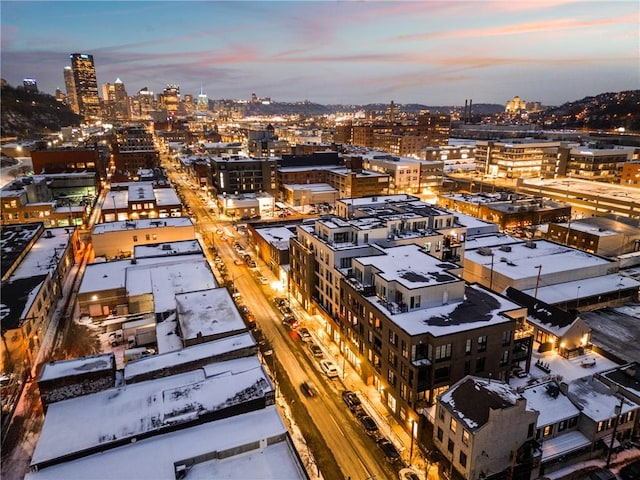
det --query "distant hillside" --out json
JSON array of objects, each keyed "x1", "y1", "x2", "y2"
[
  {"x1": 540, "y1": 90, "x2": 640, "y2": 132},
  {"x1": 0, "y1": 81, "x2": 82, "y2": 138},
  {"x1": 214, "y1": 99, "x2": 504, "y2": 117}
]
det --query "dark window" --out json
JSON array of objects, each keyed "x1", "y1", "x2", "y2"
[
  {"x1": 459, "y1": 451, "x2": 467, "y2": 467},
  {"x1": 475, "y1": 357, "x2": 485, "y2": 373},
  {"x1": 447, "y1": 439, "x2": 454, "y2": 453},
  {"x1": 437, "y1": 427, "x2": 443, "y2": 441},
  {"x1": 478, "y1": 335, "x2": 488, "y2": 352}
]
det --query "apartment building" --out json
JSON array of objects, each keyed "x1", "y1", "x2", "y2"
[
  {"x1": 434, "y1": 376, "x2": 539, "y2": 480},
  {"x1": 1, "y1": 173, "x2": 95, "y2": 228},
  {"x1": 210, "y1": 156, "x2": 278, "y2": 196},
  {"x1": 111, "y1": 125, "x2": 160, "y2": 181},
  {"x1": 1, "y1": 224, "x2": 75, "y2": 383},
  {"x1": 356, "y1": 152, "x2": 444, "y2": 194},
  {"x1": 290, "y1": 195, "x2": 466, "y2": 314},
  {"x1": 99, "y1": 182, "x2": 182, "y2": 222}
]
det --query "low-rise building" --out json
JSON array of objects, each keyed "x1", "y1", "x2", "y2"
[
  {"x1": 99, "y1": 182, "x2": 182, "y2": 222},
  {"x1": 1, "y1": 225, "x2": 75, "y2": 382},
  {"x1": 91, "y1": 218, "x2": 196, "y2": 259},
  {"x1": 438, "y1": 192, "x2": 571, "y2": 231},
  {"x1": 434, "y1": 376, "x2": 539, "y2": 480}
]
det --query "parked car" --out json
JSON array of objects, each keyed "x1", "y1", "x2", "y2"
[
  {"x1": 320, "y1": 359, "x2": 339, "y2": 378},
  {"x1": 298, "y1": 327, "x2": 312, "y2": 342},
  {"x1": 308, "y1": 342, "x2": 323, "y2": 358},
  {"x1": 301, "y1": 381, "x2": 318, "y2": 397},
  {"x1": 233, "y1": 258, "x2": 244, "y2": 266},
  {"x1": 280, "y1": 305, "x2": 293, "y2": 316},
  {"x1": 247, "y1": 259, "x2": 257, "y2": 268},
  {"x1": 358, "y1": 415, "x2": 379, "y2": 436},
  {"x1": 377, "y1": 438, "x2": 400, "y2": 463},
  {"x1": 282, "y1": 315, "x2": 299, "y2": 330},
  {"x1": 342, "y1": 390, "x2": 362, "y2": 411},
  {"x1": 398, "y1": 468, "x2": 421, "y2": 480},
  {"x1": 257, "y1": 275, "x2": 268, "y2": 285},
  {"x1": 273, "y1": 297, "x2": 289, "y2": 308},
  {"x1": 620, "y1": 461, "x2": 640, "y2": 480}
]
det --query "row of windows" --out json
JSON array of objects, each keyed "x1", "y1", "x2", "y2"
[
  {"x1": 596, "y1": 410, "x2": 635, "y2": 432},
  {"x1": 132, "y1": 233, "x2": 158, "y2": 242}
]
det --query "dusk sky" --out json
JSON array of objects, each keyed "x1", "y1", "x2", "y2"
[{"x1": 1, "y1": 1, "x2": 638, "y2": 106}]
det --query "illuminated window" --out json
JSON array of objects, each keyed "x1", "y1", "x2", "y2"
[{"x1": 450, "y1": 418, "x2": 457, "y2": 433}]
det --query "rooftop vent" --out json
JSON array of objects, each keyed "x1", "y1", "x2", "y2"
[
  {"x1": 499, "y1": 245, "x2": 512, "y2": 252},
  {"x1": 477, "y1": 247, "x2": 493, "y2": 256},
  {"x1": 161, "y1": 244, "x2": 172, "y2": 250},
  {"x1": 524, "y1": 241, "x2": 537, "y2": 249}
]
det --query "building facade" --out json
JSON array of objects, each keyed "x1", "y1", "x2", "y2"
[{"x1": 69, "y1": 53, "x2": 101, "y2": 121}]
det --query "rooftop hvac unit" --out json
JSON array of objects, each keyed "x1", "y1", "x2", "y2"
[
  {"x1": 499, "y1": 245, "x2": 512, "y2": 252},
  {"x1": 525, "y1": 241, "x2": 536, "y2": 249},
  {"x1": 477, "y1": 247, "x2": 493, "y2": 256}
]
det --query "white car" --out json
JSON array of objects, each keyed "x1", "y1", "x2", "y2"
[{"x1": 320, "y1": 359, "x2": 339, "y2": 378}]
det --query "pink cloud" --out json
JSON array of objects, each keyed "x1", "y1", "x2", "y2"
[{"x1": 391, "y1": 14, "x2": 633, "y2": 42}]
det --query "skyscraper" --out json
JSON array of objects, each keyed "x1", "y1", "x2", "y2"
[
  {"x1": 69, "y1": 53, "x2": 101, "y2": 121},
  {"x1": 102, "y1": 78, "x2": 130, "y2": 120},
  {"x1": 196, "y1": 85, "x2": 208, "y2": 112},
  {"x1": 22, "y1": 78, "x2": 38, "y2": 93},
  {"x1": 63, "y1": 66, "x2": 78, "y2": 114}
]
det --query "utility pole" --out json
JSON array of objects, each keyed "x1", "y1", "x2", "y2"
[
  {"x1": 606, "y1": 396, "x2": 624, "y2": 468},
  {"x1": 534, "y1": 265, "x2": 542, "y2": 299}
]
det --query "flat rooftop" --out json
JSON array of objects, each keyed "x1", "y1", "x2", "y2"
[
  {"x1": 125, "y1": 259, "x2": 218, "y2": 313},
  {"x1": 92, "y1": 217, "x2": 193, "y2": 235},
  {"x1": 465, "y1": 240, "x2": 612, "y2": 280},
  {"x1": 253, "y1": 226, "x2": 296, "y2": 250},
  {"x1": 27, "y1": 406, "x2": 299, "y2": 480},
  {"x1": 176, "y1": 288, "x2": 247, "y2": 340},
  {"x1": 31, "y1": 356, "x2": 273, "y2": 467},
  {"x1": 366, "y1": 283, "x2": 522, "y2": 337},
  {"x1": 39, "y1": 354, "x2": 114, "y2": 382}
]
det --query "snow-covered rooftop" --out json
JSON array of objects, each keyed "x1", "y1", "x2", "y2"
[
  {"x1": 124, "y1": 333, "x2": 256, "y2": 382},
  {"x1": 8, "y1": 227, "x2": 71, "y2": 281},
  {"x1": 540, "y1": 430, "x2": 591, "y2": 462},
  {"x1": 254, "y1": 226, "x2": 296, "y2": 251},
  {"x1": 128, "y1": 183, "x2": 154, "y2": 201},
  {"x1": 356, "y1": 244, "x2": 458, "y2": 288},
  {"x1": 566, "y1": 375, "x2": 638, "y2": 422},
  {"x1": 39, "y1": 354, "x2": 115, "y2": 382},
  {"x1": 176, "y1": 288, "x2": 247, "y2": 341},
  {"x1": 365, "y1": 284, "x2": 521, "y2": 337},
  {"x1": 283, "y1": 182, "x2": 338, "y2": 193},
  {"x1": 92, "y1": 217, "x2": 193, "y2": 235},
  {"x1": 31, "y1": 356, "x2": 273, "y2": 466},
  {"x1": 440, "y1": 376, "x2": 524, "y2": 431},
  {"x1": 521, "y1": 273, "x2": 640, "y2": 305},
  {"x1": 125, "y1": 259, "x2": 217, "y2": 313},
  {"x1": 133, "y1": 239, "x2": 202, "y2": 260},
  {"x1": 153, "y1": 187, "x2": 180, "y2": 206},
  {"x1": 27, "y1": 406, "x2": 298, "y2": 480},
  {"x1": 520, "y1": 382, "x2": 580, "y2": 427},
  {"x1": 464, "y1": 240, "x2": 612, "y2": 281},
  {"x1": 79, "y1": 255, "x2": 204, "y2": 294}
]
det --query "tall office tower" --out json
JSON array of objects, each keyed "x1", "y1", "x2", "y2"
[
  {"x1": 102, "y1": 78, "x2": 130, "y2": 120},
  {"x1": 63, "y1": 66, "x2": 79, "y2": 114},
  {"x1": 161, "y1": 84, "x2": 180, "y2": 115},
  {"x1": 69, "y1": 53, "x2": 102, "y2": 121},
  {"x1": 196, "y1": 86, "x2": 208, "y2": 112},
  {"x1": 135, "y1": 87, "x2": 156, "y2": 118},
  {"x1": 22, "y1": 78, "x2": 38, "y2": 93}
]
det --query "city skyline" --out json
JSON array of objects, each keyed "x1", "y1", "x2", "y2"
[{"x1": 1, "y1": 1, "x2": 638, "y2": 106}]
